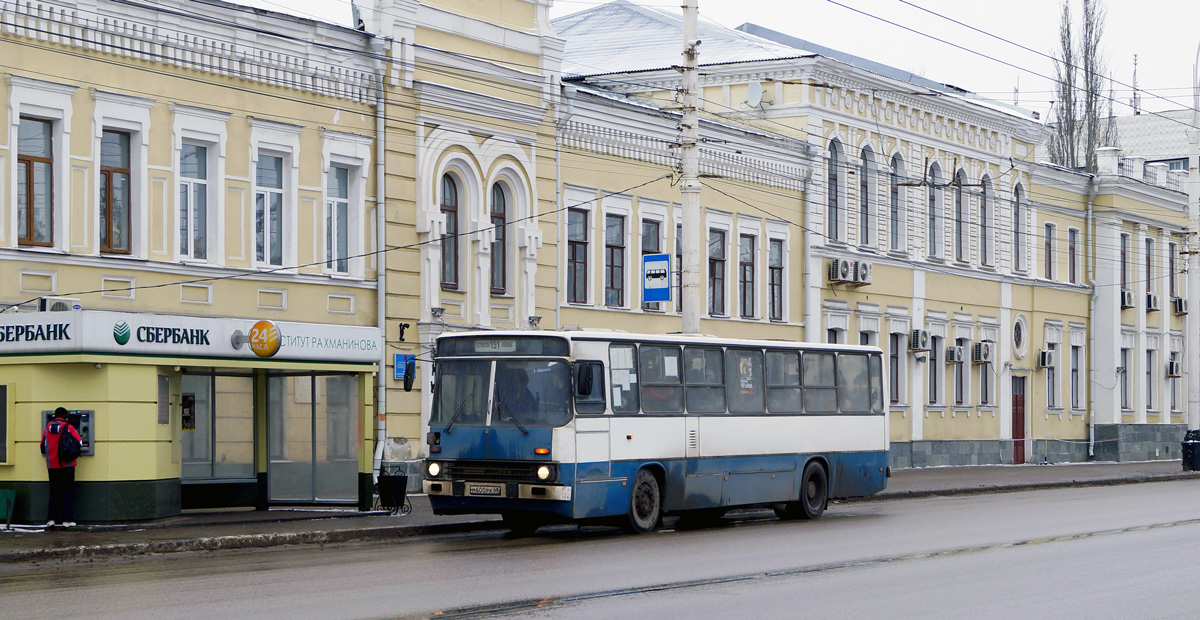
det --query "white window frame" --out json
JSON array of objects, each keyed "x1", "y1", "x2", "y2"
[
  {"x1": 979, "y1": 176, "x2": 993, "y2": 266},
  {"x1": 564, "y1": 185, "x2": 597, "y2": 305},
  {"x1": 737, "y1": 217, "x2": 762, "y2": 320},
  {"x1": 766, "y1": 220, "x2": 789, "y2": 322},
  {"x1": 1012, "y1": 184, "x2": 1027, "y2": 273},
  {"x1": 602, "y1": 194, "x2": 633, "y2": 309},
  {"x1": 927, "y1": 162, "x2": 943, "y2": 260},
  {"x1": 858, "y1": 146, "x2": 876, "y2": 249},
  {"x1": 321, "y1": 129, "x2": 372, "y2": 278},
  {"x1": 249, "y1": 119, "x2": 301, "y2": 271},
  {"x1": 706, "y1": 212, "x2": 733, "y2": 317},
  {"x1": 172, "y1": 104, "x2": 229, "y2": 265},
  {"x1": 889, "y1": 153, "x2": 907, "y2": 253},
  {"x1": 6, "y1": 76, "x2": 77, "y2": 252},
  {"x1": 92, "y1": 90, "x2": 152, "y2": 259}
]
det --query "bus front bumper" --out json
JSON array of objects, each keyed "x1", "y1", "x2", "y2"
[{"x1": 423, "y1": 479, "x2": 573, "y2": 501}]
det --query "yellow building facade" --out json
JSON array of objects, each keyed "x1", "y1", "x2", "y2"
[{"x1": 0, "y1": 0, "x2": 386, "y2": 521}]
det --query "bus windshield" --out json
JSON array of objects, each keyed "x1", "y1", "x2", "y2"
[{"x1": 432, "y1": 359, "x2": 572, "y2": 428}]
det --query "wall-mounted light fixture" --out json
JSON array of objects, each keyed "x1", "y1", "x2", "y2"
[
  {"x1": 430, "y1": 307, "x2": 445, "y2": 320},
  {"x1": 398, "y1": 322, "x2": 411, "y2": 342},
  {"x1": 528, "y1": 315, "x2": 542, "y2": 329}
]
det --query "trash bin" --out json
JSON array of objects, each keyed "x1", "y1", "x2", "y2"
[
  {"x1": 377, "y1": 462, "x2": 410, "y2": 515},
  {"x1": 1182, "y1": 430, "x2": 1200, "y2": 471}
]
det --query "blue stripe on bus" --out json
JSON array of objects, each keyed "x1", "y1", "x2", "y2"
[{"x1": 428, "y1": 451, "x2": 888, "y2": 521}]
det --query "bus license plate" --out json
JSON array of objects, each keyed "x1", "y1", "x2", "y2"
[{"x1": 468, "y1": 483, "x2": 503, "y2": 496}]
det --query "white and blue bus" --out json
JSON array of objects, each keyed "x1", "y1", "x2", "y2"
[{"x1": 423, "y1": 330, "x2": 888, "y2": 534}]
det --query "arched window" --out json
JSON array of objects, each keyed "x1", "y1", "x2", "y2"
[
  {"x1": 859, "y1": 146, "x2": 874, "y2": 246},
  {"x1": 490, "y1": 183, "x2": 507, "y2": 295},
  {"x1": 440, "y1": 174, "x2": 459, "y2": 289},
  {"x1": 1013, "y1": 185, "x2": 1026, "y2": 272},
  {"x1": 927, "y1": 162, "x2": 942, "y2": 258},
  {"x1": 827, "y1": 140, "x2": 842, "y2": 242},
  {"x1": 954, "y1": 169, "x2": 968, "y2": 262},
  {"x1": 890, "y1": 153, "x2": 906, "y2": 252},
  {"x1": 980, "y1": 176, "x2": 993, "y2": 266}
]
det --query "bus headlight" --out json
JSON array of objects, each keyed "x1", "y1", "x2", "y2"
[
  {"x1": 536, "y1": 465, "x2": 551, "y2": 481},
  {"x1": 427, "y1": 461, "x2": 441, "y2": 478}
]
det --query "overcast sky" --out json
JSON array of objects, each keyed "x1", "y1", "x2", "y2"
[{"x1": 242, "y1": 0, "x2": 1200, "y2": 118}]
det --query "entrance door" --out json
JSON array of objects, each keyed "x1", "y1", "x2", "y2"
[
  {"x1": 181, "y1": 374, "x2": 255, "y2": 481},
  {"x1": 1011, "y1": 377, "x2": 1026, "y2": 465},
  {"x1": 267, "y1": 374, "x2": 360, "y2": 502}
]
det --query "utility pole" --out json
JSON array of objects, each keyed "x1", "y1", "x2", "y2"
[
  {"x1": 1187, "y1": 42, "x2": 1200, "y2": 431},
  {"x1": 680, "y1": 0, "x2": 702, "y2": 334}
]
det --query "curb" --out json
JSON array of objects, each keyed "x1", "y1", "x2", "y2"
[
  {"x1": 1, "y1": 519, "x2": 503, "y2": 565},
  {"x1": 5, "y1": 473, "x2": 1197, "y2": 564}
]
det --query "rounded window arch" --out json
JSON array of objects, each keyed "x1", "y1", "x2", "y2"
[
  {"x1": 827, "y1": 139, "x2": 843, "y2": 242},
  {"x1": 1013, "y1": 183, "x2": 1027, "y2": 272},
  {"x1": 889, "y1": 153, "x2": 906, "y2": 252},
  {"x1": 927, "y1": 162, "x2": 942, "y2": 258},
  {"x1": 859, "y1": 145, "x2": 876, "y2": 246},
  {"x1": 953, "y1": 169, "x2": 969, "y2": 262},
  {"x1": 440, "y1": 172, "x2": 461, "y2": 289},
  {"x1": 980, "y1": 175, "x2": 993, "y2": 266},
  {"x1": 489, "y1": 181, "x2": 509, "y2": 295}
]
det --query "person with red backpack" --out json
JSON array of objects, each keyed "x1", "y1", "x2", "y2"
[{"x1": 40, "y1": 407, "x2": 82, "y2": 528}]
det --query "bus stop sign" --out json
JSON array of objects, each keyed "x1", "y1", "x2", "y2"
[{"x1": 643, "y1": 253, "x2": 670, "y2": 302}]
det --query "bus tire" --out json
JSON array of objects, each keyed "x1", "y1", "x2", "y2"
[
  {"x1": 774, "y1": 461, "x2": 827, "y2": 521},
  {"x1": 624, "y1": 469, "x2": 662, "y2": 534}
]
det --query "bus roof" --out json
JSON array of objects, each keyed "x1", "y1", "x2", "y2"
[{"x1": 434, "y1": 329, "x2": 883, "y2": 354}]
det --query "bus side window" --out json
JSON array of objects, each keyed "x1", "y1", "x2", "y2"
[
  {"x1": 766, "y1": 351, "x2": 801, "y2": 413},
  {"x1": 608, "y1": 343, "x2": 639, "y2": 414},
  {"x1": 685, "y1": 347, "x2": 725, "y2": 413},
  {"x1": 837, "y1": 353, "x2": 871, "y2": 413},
  {"x1": 575, "y1": 361, "x2": 607, "y2": 414},
  {"x1": 869, "y1": 354, "x2": 885, "y2": 413},
  {"x1": 726, "y1": 349, "x2": 764, "y2": 413},
  {"x1": 802, "y1": 351, "x2": 837, "y2": 413},
  {"x1": 640, "y1": 345, "x2": 683, "y2": 413}
]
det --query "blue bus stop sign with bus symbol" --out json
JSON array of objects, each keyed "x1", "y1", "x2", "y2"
[{"x1": 643, "y1": 253, "x2": 670, "y2": 302}]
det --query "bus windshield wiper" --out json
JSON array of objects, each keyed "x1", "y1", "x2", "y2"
[
  {"x1": 444, "y1": 388, "x2": 474, "y2": 434},
  {"x1": 495, "y1": 400, "x2": 529, "y2": 434}
]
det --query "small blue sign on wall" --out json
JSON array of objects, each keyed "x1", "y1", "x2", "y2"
[
  {"x1": 394, "y1": 354, "x2": 416, "y2": 381},
  {"x1": 643, "y1": 253, "x2": 671, "y2": 303}
]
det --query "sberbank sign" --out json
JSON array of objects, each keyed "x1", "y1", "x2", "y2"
[
  {"x1": 0, "y1": 323, "x2": 70, "y2": 342},
  {"x1": 113, "y1": 321, "x2": 211, "y2": 346}
]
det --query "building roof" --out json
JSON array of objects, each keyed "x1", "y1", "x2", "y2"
[
  {"x1": 551, "y1": 0, "x2": 811, "y2": 77},
  {"x1": 1112, "y1": 110, "x2": 1195, "y2": 161}
]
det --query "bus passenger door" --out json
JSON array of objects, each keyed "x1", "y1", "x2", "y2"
[{"x1": 574, "y1": 416, "x2": 613, "y2": 518}]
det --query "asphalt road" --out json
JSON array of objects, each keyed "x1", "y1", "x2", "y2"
[{"x1": 3, "y1": 479, "x2": 1199, "y2": 619}]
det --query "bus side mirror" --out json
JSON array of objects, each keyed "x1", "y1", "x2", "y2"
[
  {"x1": 403, "y1": 360, "x2": 417, "y2": 392},
  {"x1": 576, "y1": 364, "x2": 594, "y2": 397}
]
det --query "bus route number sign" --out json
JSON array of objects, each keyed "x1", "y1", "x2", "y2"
[{"x1": 643, "y1": 253, "x2": 670, "y2": 303}]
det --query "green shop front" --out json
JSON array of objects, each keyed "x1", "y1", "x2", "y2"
[{"x1": 0, "y1": 310, "x2": 381, "y2": 523}]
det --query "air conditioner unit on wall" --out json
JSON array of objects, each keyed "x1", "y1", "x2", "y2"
[
  {"x1": 1173, "y1": 297, "x2": 1188, "y2": 315},
  {"x1": 946, "y1": 345, "x2": 966, "y2": 364},
  {"x1": 909, "y1": 329, "x2": 931, "y2": 352},
  {"x1": 972, "y1": 341, "x2": 994, "y2": 364},
  {"x1": 39, "y1": 296, "x2": 81, "y2": 312},
  {"x1": 1167, "y1": 360, "x2": 1183, "y2": 378},
  {"x1": 1120, "y1": 289, "x2": 1136, "y2": 309},
  {"x1": 1146, "y1": 293, "x2": 1161, "y2": 312},
  {"x1": 852, "y1": 261, "x2": 873, "y2": 285},
  {"x1": 1036, "y1": 349, "x2": 1055, "y2": 369},
  {"x1": 828, "y1": 258, "x2": 856, "y2": 283}
]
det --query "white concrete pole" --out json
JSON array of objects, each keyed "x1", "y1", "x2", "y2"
[
  {"x1": 680, "y1": 0, "x2": 703, "y2": 334},
  {"x1": 1187, "y1": 44, "x2": 1200, "y2": 431}
]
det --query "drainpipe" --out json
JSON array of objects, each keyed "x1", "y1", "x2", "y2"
[
  {"x1": 555, "y1": 84, "x2": 575, "y2": 330},
  {"x1": 370, "y1": 36, "x2": 389, "y2": 483},
  {"x1": 1085, "y1": 175, "x2": 1099, "y2": 457},
  {"x1": 802, "y1": 169, "x2": 817, "y2": 343}
]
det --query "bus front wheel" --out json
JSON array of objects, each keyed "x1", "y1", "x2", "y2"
[
  {"x1": 775, "y1": 461, "x2": 827, "y2": 520},
  {"x1": 624, "y1": 469, "x2": 662, "y2": 534}
]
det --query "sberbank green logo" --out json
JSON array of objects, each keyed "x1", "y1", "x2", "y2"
[{"x1": 113, "y1": 322, "x2": 131, "y2": 345}]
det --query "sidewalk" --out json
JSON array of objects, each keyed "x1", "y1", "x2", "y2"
[{"x1": 3, "y1": 460, "x2": 1197, "y2": 564}]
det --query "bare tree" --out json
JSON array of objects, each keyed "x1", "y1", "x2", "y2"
[{"x1": 1048, "y1": 0, "x2": 1116, "y2": 172}]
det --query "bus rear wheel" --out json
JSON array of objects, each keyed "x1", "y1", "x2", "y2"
[
  {"x1": 624, "y1": 469, "x2": 662, "y2": 534},
  {"x1": 774, "y1": 461, "x2": 827, "y2": 520}
]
